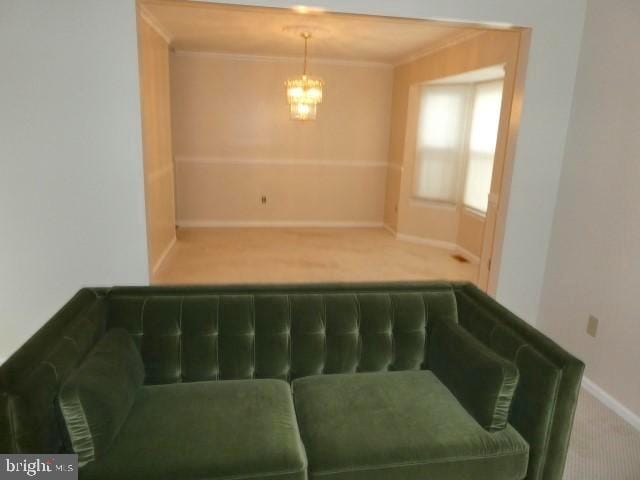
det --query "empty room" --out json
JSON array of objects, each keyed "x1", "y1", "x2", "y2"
[
  {"x1": 138, "y1": 1, "x2": 524, "y2": 290},
  {"x1": 1, "y1": 1, "x2": 639, "y2": 480}
]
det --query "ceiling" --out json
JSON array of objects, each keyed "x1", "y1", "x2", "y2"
[{"x1": 140, "y1": 0, "x2": 481, "y2": 65}]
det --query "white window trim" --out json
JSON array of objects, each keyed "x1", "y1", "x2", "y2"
[
  {"x1": 412, "y1": 76, "x2": 504, "y2": 215},
  {"x1": 409, "y1": 196, "x2": 458, "y2": 211}
]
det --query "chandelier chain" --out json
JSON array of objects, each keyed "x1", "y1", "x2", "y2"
[{"x1": 302, "y1": 32, "x2": 310, "y2": 75}]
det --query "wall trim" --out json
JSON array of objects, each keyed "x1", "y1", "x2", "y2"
[
  {"x1": 139, "y1": 6, "x2": 173, "y2": 45},
  {"x1": 394, "y1": 30, "x2": 486, "y2": 66},
  {"x1": 408, "y1": 197, "x2": 458, "y2": 212},
  {"x1": 175, "y1": 156, "x2": 389, "y2": 168},
  {"x1": 455, "y1": 245, "x2": 480, "y2": 264},
  {"x1": 151, "y1": 235, "x2": 177, "y2": 275},
  {"x1": 395, "y1": 232, "x2": 457, "y2": 251},
  {"x1": 177, "y1": 220, "x2": 384, "y2": 229},
  {"x1": 173, "y1": 49, "x2": 393, "y2": 69},
  {"x1": 388, "y1": 229, "x2": 480, "y2": 263},
  {"x1": 582, "y1": 376, "x2": 640, "y2": 432}
]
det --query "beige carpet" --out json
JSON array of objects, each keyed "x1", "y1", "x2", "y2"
[
  {"x1": 564, "y1": 389, "x2": 640, "y2": 479},
  {"x1": 153, "y1": 227, "x2": 478, "y2": 285}
]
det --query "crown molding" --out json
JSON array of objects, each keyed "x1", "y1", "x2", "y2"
[
  {"x1": 139, "y1": 5, "x2": 173, "y2": 45},
  {"x1": 394, "y1": 30, "x2": 486, "y2": 67},
  {"x1": 172, "y1": 49, "x2": 393, "y2": 69}
]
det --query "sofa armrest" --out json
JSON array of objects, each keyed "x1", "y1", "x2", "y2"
[{"x1": 428, "y1": 318, "x2": 519, "y2": 432}]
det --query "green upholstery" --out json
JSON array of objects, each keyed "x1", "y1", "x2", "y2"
[
  {"x1": 292, "y1": 371, "x2": 529, "y2": 480},
  {"x1": 0, "y1": 281, "x2": 584, "y2": 480},
  {"x1": 79, "y1": 379, "x2": 307, "y2": 480},
  {"x1": 429, "y1": 317, "x2": 519, "y2": 431},
  {"x1": 453, "y1": 284, "x2": 584, "y2": 480},
  {"x1": 58, "y1": 329, "x2": 144, "y2": 466},
  {"x1": 107, "y1": 287, "x2": 458, "y2": 383},
  {"x1": 0, "y1": 289, "x2": 107, "y2": 453}
]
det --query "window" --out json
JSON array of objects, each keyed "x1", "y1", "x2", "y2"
[
  {"x1": 413, "y1": 74, "x2": 504, "y2": 213},
  {"x1": 414, "y1": 85, "x2": 470, "y2": 203},
  {"x1": 464, "y1": 80, "x2": 503, "y2": 212}
]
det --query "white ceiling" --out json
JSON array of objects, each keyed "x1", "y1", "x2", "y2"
[{"x1": 140, "y1": 0, "x2": 480, "y2": 65}]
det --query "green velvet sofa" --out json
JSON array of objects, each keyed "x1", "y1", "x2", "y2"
[{"x1": 0, "y1": 282, "x2": 583, "y2": 480}]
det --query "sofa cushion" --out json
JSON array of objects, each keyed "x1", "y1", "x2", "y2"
[
  {"x1": 428, "y1": 318, "x2": 519, "y2": 431},
  {"x1": 79, "y1": 379, "x2": 307, "y2": 480},
  {"x1": 58, "y1": 328, "x2": 143, "y2": 466},
  {"x1": 292, "y1": 371, "x2": 529, "y2": 480}
]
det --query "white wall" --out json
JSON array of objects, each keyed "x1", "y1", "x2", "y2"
[
  {"x1": 171, "y1": 53, "x2": 392, "y2": 226},
  {"x1": 0, "y1": 0, "x2": 588, "y2": 358},
  {"x1": 539, "y1": 0, "x2": 640, "y2": 416},
  {"x1": 0, "y1": 1, "x2": 149, "y2": 358},
  {"x1": 207, "y1": 0, "x2": 587, "y2": 324}
]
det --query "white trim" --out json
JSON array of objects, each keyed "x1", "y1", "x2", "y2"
[
  {"x1": 428, "y1": 64, "x2": 505, "y2": 85},
  {"x1": 582, "y1": 376, "x2": 640, "y2": 432},
  {"x1": 177, "y1": 220, "x2": 384, "y2": 229},
  {"x1": 461, "y1": 206, "x2": 487, "y2": 220},
  {"x1": 454, "y1": 245, "x2": 480, "y2": 264},
  {"x1": 387, "y1": 229, "x2": 479, "y2": 262},
  {"x1": 173, "y1": 49, "x2": 393, "y2": 69},
  {"x1": 395, "y1": 233, "x2": 457, "y2": 251},
  {"x1": 152, "y1": 235, "x2": 176, "y2": 275},
  {"x1": 409, "y1": 197, "x2": 458, "y2": 211},
  {"x1": 394, "y1": 30, "x2": 486, "y2": 66},
  {"x1": 139, "y1": 6, "x2": 173, "y2": 45},
  {"x1": 175, "y1": 156, "x2": 389, "y2": 168}
]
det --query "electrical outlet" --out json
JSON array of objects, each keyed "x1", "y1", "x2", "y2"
[
  {"x1": 261, "y1": 195, "x2": 267, "y2": 205},
  {"x1": 587, "y1": 315, "x2": 599, "y2": 338}
]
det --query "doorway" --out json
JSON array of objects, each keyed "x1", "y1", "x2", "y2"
[{"x1": 135, "y1": 0, "x2": 530, "y2": 291}]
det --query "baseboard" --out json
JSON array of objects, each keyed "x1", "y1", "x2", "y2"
[
  {"x1": 177, "y1": 220, "x2": 384, "y2": 229},
  {"x1": 152, "y1": 235, "x2": 177, "y2": 275},
  {"x1": 582, "y1": 376, "x2": 640, "y2": 432},
  {"x1": 385, "y1": 228, "x2": 480, "y2": 263},
  {"x1": 395, "y1": 232, "x2": 457, "y2": 251},
  {"x1": 454, "y1": 245, "x2": 480, "y2": 264}
]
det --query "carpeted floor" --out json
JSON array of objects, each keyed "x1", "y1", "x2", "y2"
[
  {"x1": 153, "y1": 227, "x2": 479, "y2": 285},
  {"x1": 564, "y1": 389, "x2": 640, "y2": 479}
]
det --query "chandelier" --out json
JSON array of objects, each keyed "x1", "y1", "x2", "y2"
[{"x1": 285, "y1": 32, "x2": 323, "y2": 120}]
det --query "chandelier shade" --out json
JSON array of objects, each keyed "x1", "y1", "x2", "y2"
[{"x1": 285, "y1": 32, "x2": 323, "y2": 121}]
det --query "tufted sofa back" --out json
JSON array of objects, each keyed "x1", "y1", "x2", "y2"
[
  {"x1": 0, "y1": 282, "x2": 583, "y2": 480},
  {"x1": 106, "y1": 284, "x2": 458, "y2": 384}
]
